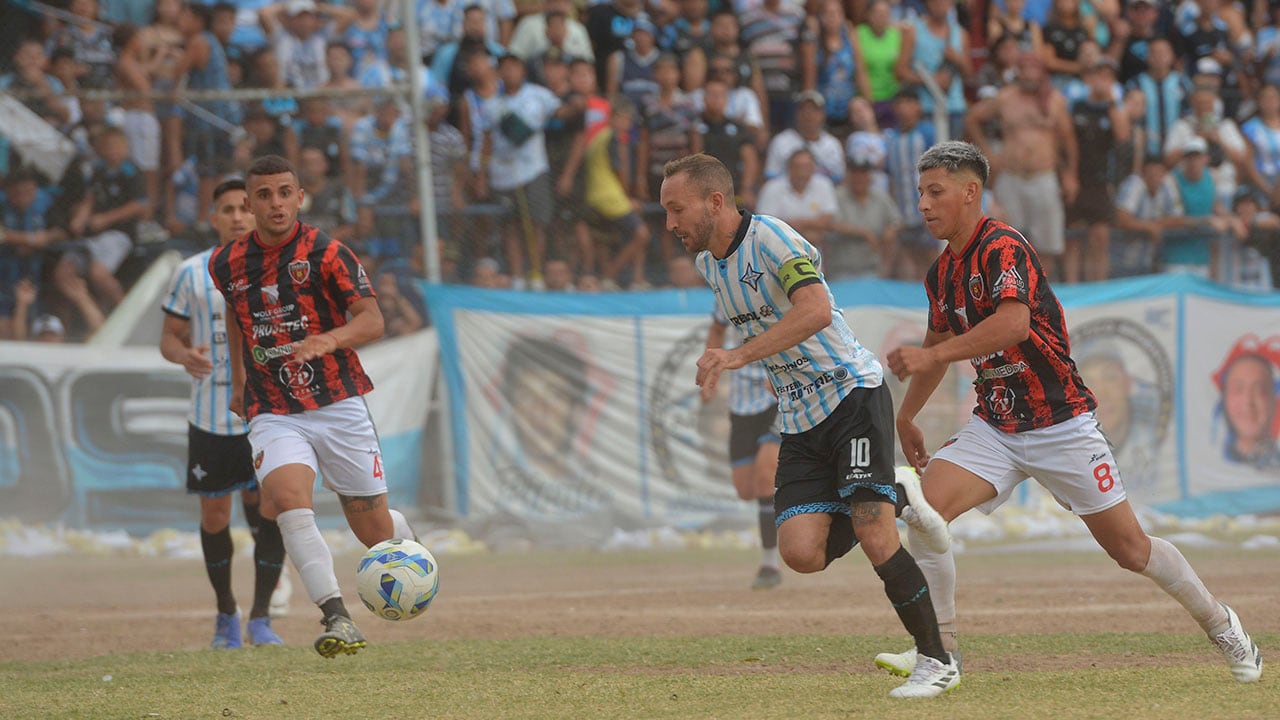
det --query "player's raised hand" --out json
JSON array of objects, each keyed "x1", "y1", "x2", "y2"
[
  {"x1": 295, "y1": 332, "x2": 338, "y2": 362},
  {"x1": 896, "y1": 417, "x2": 930, "y2": 472},
  {"x1": 695, "y1": 347, "x2": 742, "y2": 395},
  {"x1": 885, "y1": 345, "x2": 936, "y2": 381},
  {"x1": 183, "y1": 344, "x2": 214, "y2": 379}
]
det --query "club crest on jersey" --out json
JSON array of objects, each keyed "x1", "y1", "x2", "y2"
[
  {"x1": 288, "y1": 260, "x2": 310, "y2": 285},
  {"x1": 986, "y1": 386, "x2": 1015, "y2": 415},
  {"x1": 262, "y1": 284, "x2": 280, "y2": 306},
  {"x1": 968, "y1": 273, "x2": 984, "y2": 300},
  {"x1": 254, "y1": 451, "x2": 264, "y2": 469},
  {"x1": 739, "y1": 264, "x2": 764, "y2": 292}
]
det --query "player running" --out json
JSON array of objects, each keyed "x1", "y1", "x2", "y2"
[
  {"x1": 661, "y1": 153, "x2": 958, "y2": 699},
  {"x1": 874, "y1": 140, "x2": 1262, "y2": 684},
  {"x1": 705, "y1": 307, "x2": 783, "y2": 589},
  {"x1": 209, "y1": 155, "x2": 416, "y2": 658},
  {"x1": 161, "y1": 178, "x2": 287, "y2": 649}
]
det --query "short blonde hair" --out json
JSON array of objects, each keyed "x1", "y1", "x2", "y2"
[{"x1": 662, "y1": 153, "x2": 735, "y2": 200}]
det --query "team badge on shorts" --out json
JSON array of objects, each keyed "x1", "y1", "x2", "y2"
[
  {"x1": 288, "y1": 260, "x2": 310, "y2": 285},
  {"x1": 254, "y1": 450, "x2": 264, "y2": 469},
  {"x1": 968, "y1": 273, "x2": 984, "y2": 300}
]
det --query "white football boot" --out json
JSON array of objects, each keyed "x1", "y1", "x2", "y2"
[
  {"x1": 889, "y1": 651, "x2": 961, "y2": 698},
  {"x1": 1211, "y1": 603, "x2": 1262, "y2": 683},
  {"x1": 896, "y1": 466, "x2": 951, "y2": 554}
]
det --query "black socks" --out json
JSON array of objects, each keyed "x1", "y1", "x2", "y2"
[{"x1": 873, "y1": 546, "x2": 947, "y2": 663}]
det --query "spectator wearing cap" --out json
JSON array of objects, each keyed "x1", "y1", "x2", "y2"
[
  {"x1": 896, "y1": 0, "x2": 972, "y2": 141},
  {"x1": 1241, "y1": 84, "x2": 1280, "y2": 208},
  {"x1": 259, "y1": 0, "x2": 356, "y2": 90},
  {"x1": 690, "y1": 78, "x2": 762, "y2": 209},
  {"x1": 1115, "y1": 152, "x2": 1188, "y2": 272},
  {"x1": 757, "y1": 147, "x2": 837, "y2": 255},
  {"x1": 1164, "y1": 81, "x2": 1248, "y2": 208},
  {"x1": 30, "y1": 314, "x2": 68, "y2": 343},
  {"x1": 808, "y1": 0, "x2": 871, "y2": 135},
  {"x1": 764, "y1": 90, "x2": 845, "y2": 184},
  {"x1": 509, "y1": 0, "x2": 596, "y2": 63},
  {"x1": 607, "y1": 13, "x2": 662, "y2": 112},
  {"x1": 883, "y1": 87, "x2": 936, "y2": 279},
  {"x1": 1167, "y1": 135, "x2": 1236, "y2": 277},
  {"x1": 828, "y1": 158, "x2": 902, "y2": 279},
  {"x1": 430, "y1": 5, "x2": 508, "y2": 98},
  {"x1": 478, "y1": 54, "x2": 563, "y2": 288},
  {"x1": 967, "y1": 51, "x2": 1077, "y2": 280},
  {"x1": 1067, "y1": 56, "x2": 1130, "y2": 282},
  {"x1": 856, "y1": 0, "x2": 904, "y2": 129},
  {"x1": 738, "y1": 0, "x2": 813, "y2": 133}
]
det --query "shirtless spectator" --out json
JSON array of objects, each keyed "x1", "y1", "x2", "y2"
[{"x1": 967, "y1": 52, "x2": 1078, "y2": 280}]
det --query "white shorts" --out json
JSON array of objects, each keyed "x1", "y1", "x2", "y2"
[
  {"x1": 248, "y1": 396, "x2": 388, "y2": 497},
  {"x1": 120, "y1": 109, "x2": 161, "y2": 171},
  {"x1": 84, "y1": 230, "x2": 133, "y2": 273},
  {"x1": 930, "y1": 412, "x2": 1127, "y2": 516},
  {"x1": 994, "y1": 170, "x2": 1065, "y2": 254}
]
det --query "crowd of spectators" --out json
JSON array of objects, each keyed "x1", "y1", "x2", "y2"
[{"x1": 2, "y1": 0, "x2": 1280, "y2": 341}]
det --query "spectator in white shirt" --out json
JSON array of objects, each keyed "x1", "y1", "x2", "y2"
[
  {"x1": 259, "y1": 0, "x2": 355, "y2": 89},
  {"x1": 756, "y1": 147, "x2": 838, "y2": 253},
  {"x1": 764, "y1": 90, "x2": 845, "y2": 183},
  {"x1": 508, "y1": 0, "x2": 596, "y2": 62}
]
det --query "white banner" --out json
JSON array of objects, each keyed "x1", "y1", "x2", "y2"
[{"x1": 426, "y1": 275, "x2": 1280, "y2": 522}]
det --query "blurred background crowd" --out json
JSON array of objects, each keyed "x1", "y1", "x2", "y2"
[{"x1": 1, "y1": 0, "x2": 1280, "y2": 343}]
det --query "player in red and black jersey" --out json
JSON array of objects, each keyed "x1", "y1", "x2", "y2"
[
  {"x1": 923, "y1": 207, "x2": 1095, "y2": 433},
  {"x1": 211, "y1": 155, "x2": 419, "y2": 659},
  {"x1": 873, "y1": 141, "x2": 1261, "y2": 684}
]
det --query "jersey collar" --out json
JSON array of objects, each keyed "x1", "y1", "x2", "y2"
[
  {"x1": 717, "y1": 210, "x2": 752, "y2": 260},
  {"x1": 949, "y1": 216, "x2": 989, "y2": 259}
]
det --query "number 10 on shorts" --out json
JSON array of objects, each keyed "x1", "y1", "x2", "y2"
[{"x1": 850, "y1": 438, "x2": 871, "y2": 467}]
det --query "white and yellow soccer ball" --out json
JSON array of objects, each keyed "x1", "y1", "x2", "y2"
[{"x1": 356, "y1": 538, "x2": 440, "y2": 621}]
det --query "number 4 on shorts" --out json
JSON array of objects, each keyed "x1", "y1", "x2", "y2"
[{"x1": 373, "y1": 454, "x2": 383, "y2": 480}]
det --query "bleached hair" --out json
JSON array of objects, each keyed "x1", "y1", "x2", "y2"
[{"x1": 916, "y1": 141, "x2": 990, "y2": 186}]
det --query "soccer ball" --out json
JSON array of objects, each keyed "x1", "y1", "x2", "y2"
[{"x1": 356, "y1": 538, "x2": 440, "y2": 621}]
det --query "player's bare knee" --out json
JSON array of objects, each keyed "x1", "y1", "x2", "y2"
[
  {"x1": 779, "y1": 542, "x2": 825, "y2": 573},
  {"x1": 1108, "y1": 541, "x2": 1151, "y2": 573},
  {"x1": 199, "y1": 500, "x2": 233, "y2": 533}
]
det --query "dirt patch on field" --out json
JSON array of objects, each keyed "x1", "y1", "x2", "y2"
[{"x1": 2, "y1": 547, "x2": 1275, "y2": 668}]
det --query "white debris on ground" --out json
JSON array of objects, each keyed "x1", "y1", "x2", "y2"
[{"x1": 2, "y1": 506, "x2": 1278, "y2": 558}]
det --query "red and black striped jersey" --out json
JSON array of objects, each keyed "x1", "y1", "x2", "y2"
[
  {"x1": 925, "y1": 217, "x2": 1096, "y2": 433},
  {"x1": 208, "y1": 222, "x2": 376, "y2": 420}
]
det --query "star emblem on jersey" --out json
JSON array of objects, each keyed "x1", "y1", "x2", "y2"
[
  {"x1": 191, "y1": 464, "x2": 208, "y2": 482},
  {"x1": 739, "y1": 264, "x2": 764, "y2": 292},
  {"x1": 288, "y1": 260, "x2": 310, "y2": 285}
]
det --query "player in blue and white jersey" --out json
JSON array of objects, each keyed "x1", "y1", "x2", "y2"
[
  {"x1": 661, "y1": 153, "x2": 958, "y2": 699},
  {"x1": 160, "y1": 179, "x2": 286, "y2": 649},
  {"x1": 706, "y1": 306, "x2": 782, "y2": 589}
]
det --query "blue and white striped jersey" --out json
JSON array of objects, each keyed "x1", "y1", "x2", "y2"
[
  {"x1": 696, "y1": 213, "x2": 883, "y2": 434},
  {"x1": 162, "y1": 249, "x2": 248, "y2": 436},
  {"x1": 711, "y1": 305, "x2": 776, "y2": 416}
]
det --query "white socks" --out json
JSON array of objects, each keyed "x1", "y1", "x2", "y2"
[
  {"x1": 760, "y1": 546, "x2": 780, "y2": 570},
  {"x1": 908, "y1": 523, "x2": 959, "y2": 652},
  {"x1": 276, "y1": 508, "x2": 340, "y2": 605},
  {"x1": 388, "y1": 508, "x2": 415, "y2": 541},
  {"x1": 1140, "y1": 536, "x2": 1230, "y2": 636}
]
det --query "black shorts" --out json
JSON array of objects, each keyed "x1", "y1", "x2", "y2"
[
  {"x1": 187, "y1": 424, "x2": 258, "y2": 497},
  {"x1": 496, "y1": 172, "x2": 554, "y2": 227},
  {"x1": 1068, "y1": 184, "x2": 1115, "y2": 226},
  {"x1": 729, "y1": 406, "x2": 780, "y2": 466},
  {"x1": 774, "y1": 384, "x2": 897, "y2": 526}
]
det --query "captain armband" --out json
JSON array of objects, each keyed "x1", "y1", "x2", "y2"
[{"x1": 779, "y1": 257, "x2": 821, "y2": 295}]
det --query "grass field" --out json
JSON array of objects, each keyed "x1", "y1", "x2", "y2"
[{"x1": 1, "y1": 546, "x2": 1276, "y2": 719}]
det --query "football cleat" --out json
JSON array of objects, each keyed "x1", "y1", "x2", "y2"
[
  {"x1": 897, "y1": 466, "x2": 951, "y2": 555},
  {"x1": 315, "y1": 614, "x2": 367, "y2": 658},
  {"x1": 751, "y1": 565, "x2": 782, "y2": 590},
  {"x1": 1211, "y1": 603, "x2": 1262, "y2": 683},
  {"x1": 211, "y1": 611, "x2": 242, "y2": 650},
  {"x1": 247, "y1": 616, "x2": 284, "y2": 646},
  {"x1": 889, "y1": 652, "x2": 961, "y2": 699}
]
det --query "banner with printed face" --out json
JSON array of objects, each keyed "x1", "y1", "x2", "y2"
[
  {"x1": 1176, "y1": 297, "x2": 1280, "y2": 516},
  {"x1": 0, "y1": 331, "x2": 435, "y2": 530},
  {"x1": 427, "y1": 275, "x2": 1279, "y2": 524}
]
